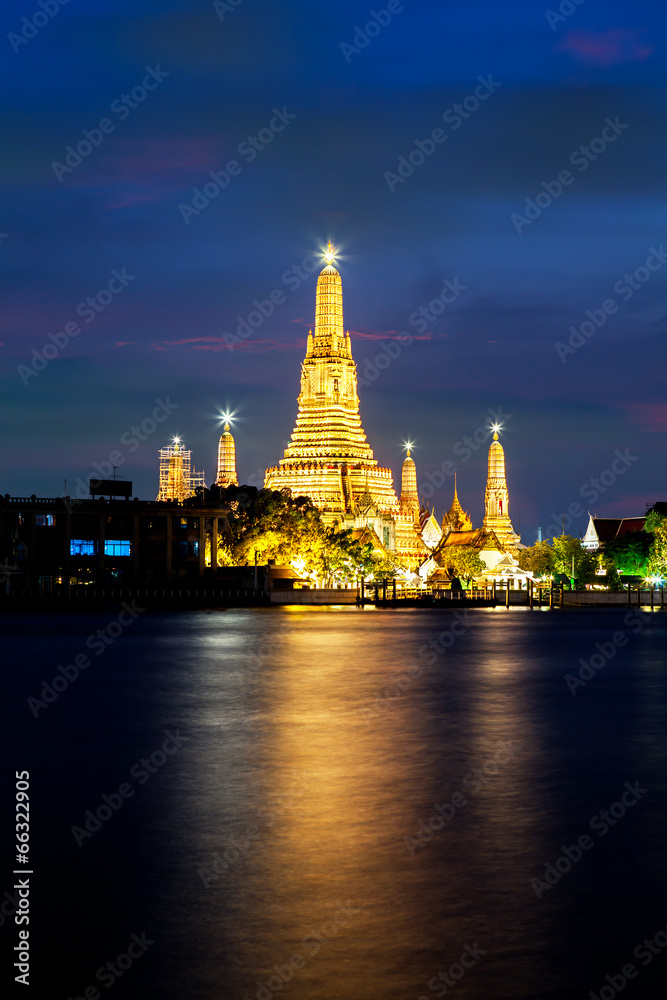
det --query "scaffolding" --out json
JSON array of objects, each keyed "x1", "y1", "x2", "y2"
[{"x1": 157, "y1": 443, "x2": 206, "y2": 501}]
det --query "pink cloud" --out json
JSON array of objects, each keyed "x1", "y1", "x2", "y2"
[
  {"x1": 349, "y1": 328, "x2": 444, "y2": 342},
  {"x1": 557, "y1": 28, "x2": 653, "y2": 66},
  {"x1": 61, "y1": 136, "x2": 228, "y2": 209},
  {"x1": 148, "y1": 327, "x2": 447, "y2": 355},
  {"x1": 624, "y1": 403, "x2": 667, "y2": 432},
  {"x1": 212, "y1": 338, "x2": 300, "y2": 353},
  {"x1": 158, "y1": 336, "x2": 228, "y2": 346},
  {"x1": 150, "y1": 337, "x2": 302, "y2": 353}
]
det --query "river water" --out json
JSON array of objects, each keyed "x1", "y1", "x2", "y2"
[{"x1": 4, "y1": 606, "x2": 667, "y2": 999}]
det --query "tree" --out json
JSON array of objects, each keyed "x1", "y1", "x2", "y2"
[
  {"x1": 647, "y1": 516, "x2": 667, "y2": 578},
  {"x1": 595, "y1": 551, "x2": 622, "y2": 590},
  {"x1": 551, "y1": 536, "x2": 597, "y2": 586},
  {"x1": 442, "y1": 547, "x2": 486, "y2": 587},
  {"x1": 645, "y1": 511, "x2": 665, "y2": 534},
  {"x1": 205, "y1": 485, "x2": 372, "y2": 585},
  {"x1": 518, "y1": 540, "x2": 554, "y2": 578},
  {"x1": 603, "y1": 532, "x2": 652, "y2": 577}
]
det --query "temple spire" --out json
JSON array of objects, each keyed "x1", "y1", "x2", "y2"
[
  {"x1": 400, "y1": 444, "x2": 419, "y2": 522},
  {"x1": 442, "y1": 473, "x2": 472, "y2": 533},
  {"x1": 482, "y1": 426, "x2": 519, "y2": 548},
  {"x1": 313, "y1": 249, "x2": 344, "y2": 351},
  {"x1": 216, "y1": 418, "x2": 238, "y2": 487},
  {"x1": 264, "y1": 242, "x2": 399, "y2": 520}
]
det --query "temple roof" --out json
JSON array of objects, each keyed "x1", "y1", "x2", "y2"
[
  {"x1": 351, "y1": 525, "x2": 386, "y2": 551},
  {"x1": 589, "y1": 516, "x2": 646, "y2": 542},
  {"x1": 431, "y1": 527, "x2": 505, "y2": 565},
  {"x1": 441, "y1": 528, "x2": 485, "y2": 547}
]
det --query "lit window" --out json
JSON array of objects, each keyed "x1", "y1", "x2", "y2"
[
  {"x1": 36, "y1": 514, "x2": 55, "y2": 526},
  {"x1": 70, "y1": 540, "x2": 96, "y2": 556},
  {"x1": 104, "y1": 540, "x2": 132, "y2": 557}
]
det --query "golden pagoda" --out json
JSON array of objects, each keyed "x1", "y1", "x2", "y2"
[
  {"x1": 216, "y1": 420, "x2": 238, "y2": 487},
  {"x1": 399, "y1": 446, "x2": 420, "y2": 521},
  {"x1": 481, "y1": 428, "x2": 520, "y2": 549},
  {"x1": 442, "y1": 474, "x2": 472, "y2": 534},
  {"x1": 264, "y1": 242, "x2": 400, "y2": 520},
  {"x1": 392, "y1": 445, "x2": 430, "y2": 565}
]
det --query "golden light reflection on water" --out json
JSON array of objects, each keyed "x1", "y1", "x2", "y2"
[
  {"x1": 146, "y1": 606, "x2": 667, "y2": 1000},
  {"x1": 212, "y1": 608, "x2": 548, "y2": 1000}
]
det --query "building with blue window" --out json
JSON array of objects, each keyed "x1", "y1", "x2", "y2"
[{"x1": 0, "y1": 490, "x2": 235, "y2": 590}]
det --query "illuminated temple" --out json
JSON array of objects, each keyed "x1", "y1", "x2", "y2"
[
  {"x1": 264, "y1": 243, "x2": 426, "y2": 565},
  {"x1": 150, "y1": 244, "x2": 522, "y2": 577},
  {"x1": 481, "y1": 429, "x2": 520, "y2": 549},
  {"x1": 216, "y1": 420, "x2": 238, "y2": 488}
]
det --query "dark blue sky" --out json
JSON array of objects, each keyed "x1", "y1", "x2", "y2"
[{"x1": 1, "y1": 0, "x2": 666, "y2": 538}]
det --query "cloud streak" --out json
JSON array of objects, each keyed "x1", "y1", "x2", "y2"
[{"x1": 557, "y1": 29, "x2": 653, "y2": 67}]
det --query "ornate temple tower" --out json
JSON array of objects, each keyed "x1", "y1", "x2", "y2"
[
  {"x1": 482, "y1": 429, "x2": 520, "y2": 549},
  {"x1": 399, "y1": 447, "x2": 419, "y2": 522},
  {"x1": 442, "y1": 474, "x2": 473, "y2": 534},
  {"x1": 216, "y1": 421, "x2": 238, "y2": 487},
  {"x1": 264, "y1": 243, "x2": 399, "y2": 520}
]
